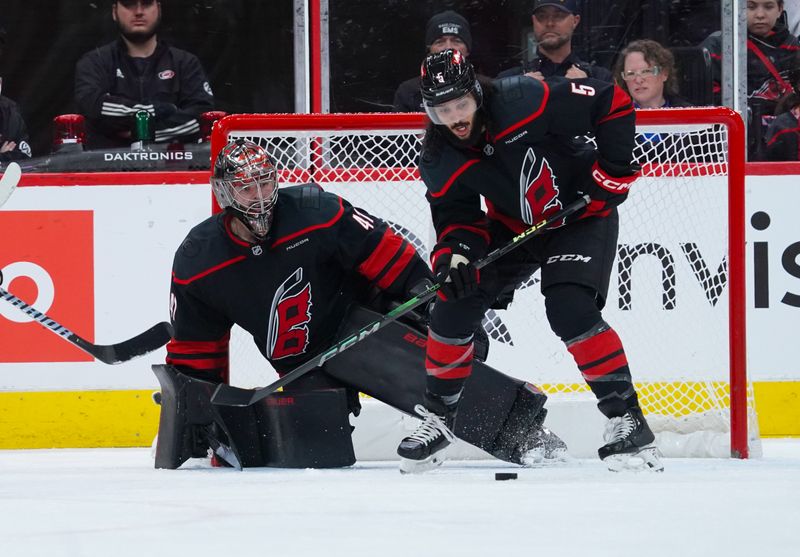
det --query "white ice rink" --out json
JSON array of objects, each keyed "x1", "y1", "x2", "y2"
[{"x1": 1, "y1": 439, "x2": 798, "y2": 557}]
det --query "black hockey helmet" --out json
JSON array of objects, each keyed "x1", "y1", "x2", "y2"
[
  {"x1": 420, "y1": 49, "x2": 483, "y2": 125},
  {"x1": 420, "y1": 49, "x2": 482, "y2": 107},
  {"x1": 211, "y1": 138, "x2": 278, "y2": 239}
]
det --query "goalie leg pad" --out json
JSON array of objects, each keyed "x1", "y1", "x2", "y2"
[
  {"x1": 323, "y1": 305, "x2": 559, "y2": 464},
  {"x1": 152, "y1": 365, "x2": 356, "y2": 469},
  {"x1": 151, "y1": 364, "x2": 246, "y2": 470},
  {"x1": 250, "y1": 389, "x2": 356, "y2": 469}
]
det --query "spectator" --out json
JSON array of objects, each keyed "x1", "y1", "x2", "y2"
[
  {"x1": 0, "y1": 25, "x2": 33, "y2": 163},
  {"x1": 614, "y1": 40, "x2": 690, "y2": 108},
  {"x1": 74, "y1": 0, "x2": 214, "y2": 149},
  {"x1": 615, "y1": 40, "x2": 723, "y2": 164},
  {"x1": 765, "y1": 66, "x2": 800, "y2": 160},
  {"x1": 702, "y1": 0, "x2": 800, "y2": 105},
  {"x1": 497, "y1": 0, "x2": 612, "y2": 82},
  {"x1": 393, "y1": 11, "x2": 475, "y2": 112}
]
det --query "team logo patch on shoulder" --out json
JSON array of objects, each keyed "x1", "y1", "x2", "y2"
[
  {"x1": 179, "y1": 238, "x2": 200, "y2": 258},
  {"x1": 158, "y1": 70, "x2": 175, "y2": 80}
]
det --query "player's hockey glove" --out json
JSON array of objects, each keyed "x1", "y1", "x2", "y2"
[
  {"x1": 433, "y1": 248, "x2": 479, "y2": 301},
  {"x1": 582, "y1": 161, "x2": 640, "y2": 218}
]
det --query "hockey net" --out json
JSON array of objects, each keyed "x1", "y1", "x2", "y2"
[{"x1": 211, "y1": 108, "x2": 757, "y2": 459}]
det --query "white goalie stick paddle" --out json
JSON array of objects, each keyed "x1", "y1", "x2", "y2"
[
  {"x1": 211, "y1": 195, "x2": 590, "y2": 407},
  {"x1": 0, "y1": 162, "x2": 21, "y2": 208},
  {"x1": 0, "y1": 286, "x2": 173, "y2": 364}
]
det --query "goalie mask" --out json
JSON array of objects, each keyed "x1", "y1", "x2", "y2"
[
  {"x1": 420, "y1": 48, "x2": 483, "y2": 126},
  {"x1": 212, "y1": 139, "x2": 278, "y2": 240}
]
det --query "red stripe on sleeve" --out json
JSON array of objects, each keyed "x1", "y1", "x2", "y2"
[
  {"x1": 599, "y1": 86, "x2": 634, "y2": 121},
  {"x1": 377, "y1": 242, "x2": 417, "y2": 289},
  {"x1": 358, "y1": 227, "x2": 404, "y2": 281},
  {"x1": 598, "y1": 106, "x2": 634, "y2": 125},
  {"x1": 166, "y1": 335, "x2": 229, "y2": 355}
]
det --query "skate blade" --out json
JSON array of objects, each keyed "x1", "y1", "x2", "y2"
[
  {"x1": 399, "y1": 452, "x2": 446, "y2": 474},
  {"x1": 603, "y1": 446, "x2": 664, "y2": 473},
  {"x1": 521, "y1": 447, "x2": 572, "y2": 468}
]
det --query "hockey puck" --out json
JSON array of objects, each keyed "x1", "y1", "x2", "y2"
[{"x1": 495, "y1": 472, "x2": 518, "y2": 481}]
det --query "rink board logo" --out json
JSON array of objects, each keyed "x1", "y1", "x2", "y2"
[{"x1": 0, "y1": 211, "x2": 95, "y2": 362}]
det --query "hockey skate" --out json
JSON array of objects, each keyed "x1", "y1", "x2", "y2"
[
  {"x1": 398, "y1": 403, "x2": 456, "y2": 474},
  {"x1": 517, "y1": 424, "x2": 570, "y2": 467},
  {"x1": 599, "y1": 407, "x2": 664, "y2": 472}
]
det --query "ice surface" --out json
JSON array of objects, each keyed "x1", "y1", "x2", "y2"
[{"x1": 1, "y1": 440, "x2": 799, "y2": 557}]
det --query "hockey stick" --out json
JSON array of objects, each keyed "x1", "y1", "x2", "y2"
[
  {"x1": 0, "y1": 286, "x2": 173, "y2": 364},
  {"x1": 0, "y1": 162, "x2": 21, "y2": 208},
  {"x1": 211, "y1": 194, "x2": 590, "y2": 407}
]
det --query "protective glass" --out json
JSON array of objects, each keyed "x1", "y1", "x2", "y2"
[
  {"x1": 424, "y1": 92, "x2": 480, "y2": 126},
  {"x1": 621, "y1": 66, "x2": 661, "y2": 81}
]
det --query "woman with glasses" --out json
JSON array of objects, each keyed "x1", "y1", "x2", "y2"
[
  {"x1": 611, "y1": 39, "x2": 722, "y2": 164},
  {"x1": 613, "y1": 40, "x2": 689, "y2": 109}
]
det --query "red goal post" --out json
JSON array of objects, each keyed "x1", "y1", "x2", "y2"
[{"x1": 210, "y1": 107, "x2": 752, "y2": 459}]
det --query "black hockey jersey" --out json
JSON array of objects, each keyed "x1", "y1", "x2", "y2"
[
  {"x1": 419, "y1": 75, "x2": 636, "y2": 260},
  {"x1": 167, "y1": 184, "x2": 430, "y2": 380}
]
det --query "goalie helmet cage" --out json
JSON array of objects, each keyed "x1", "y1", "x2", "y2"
[{"x1": 210, "y1": 107, "x2": 751, "y2": 459}]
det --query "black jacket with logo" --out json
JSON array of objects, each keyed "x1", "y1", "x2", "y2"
[
  {"x1": 75, "y1": 39, "x2": 214, "y2": 149},
  {"x1": 702, "y1": 26, "x2": 800, "y2": 103},
  {"x1": 167, "y1": 184, "x2": 431, "y2": 379},
  {"x1": 419, "y1": 75, "x2": 636, "y2": 260},
  {"x1": 0, "y1": 95, "x2": 32, "y2": 162}
]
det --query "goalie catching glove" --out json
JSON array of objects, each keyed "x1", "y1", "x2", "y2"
[
  {"x1": 432, "y1": 247, "x2": 479, "y2": 301},
  {"x1": 581, "y1": 160, "x2": 640, "y2": 218}
]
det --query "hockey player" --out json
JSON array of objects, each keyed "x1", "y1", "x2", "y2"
[
  {"x1": 158, "y1": 138, "x2": 566, "y2": 470},
  {"x1": 397, "y1": 49, "x2": 663, "y2": 473}
]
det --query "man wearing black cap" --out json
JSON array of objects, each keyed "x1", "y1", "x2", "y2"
[
  {"x1": 0, "y1": 24, "x2": 33, "y2": 163},
  {"x1": 74, "y1": 0, "x2": 214, "y2": 149},
  {"x1": 498, "y1": 0, "x2": 612, "y2": 82},
  {"x1": 393, "y1": 10, "x2": 476, "y2": 112}
]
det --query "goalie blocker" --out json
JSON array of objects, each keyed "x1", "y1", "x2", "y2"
[{"x1": 152, "y1": 305, "x2": 552, "y2": 469}]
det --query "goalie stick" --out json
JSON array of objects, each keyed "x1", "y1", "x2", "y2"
[
  {"x1": 0, "y1": 286, "x2": 173, "y2": 364},
  {"x1": 0, "y1": 162, "x2": 21, "y2": 208},
  {"x1": 211, "y1": 194, "x2": 590, "y2": 407}
]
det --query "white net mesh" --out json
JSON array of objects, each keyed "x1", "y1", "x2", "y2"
[{"x1": 216, "y1": 110, "x2": 757, "y2": 458}]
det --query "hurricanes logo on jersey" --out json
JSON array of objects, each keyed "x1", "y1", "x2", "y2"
[
  {"x1": 266, "y1": 268, "x2": 312, "y2": 360},
  {"x1": 519, "y1": 147, "x2": 565, "y2": 227}
]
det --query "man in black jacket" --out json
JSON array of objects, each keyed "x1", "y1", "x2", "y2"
[
  {"x1": 0, "y1": 25, "x2": 32, "y2": 163},
  {"x1": 74, "y1": 0, "x2": 214, "y2": 149},
  {"x1": 393, "y1": 11, "x2": 475, "y2": 112},
  {"x1": 497, "y1": 0, "x2": 612, "y2": 82}
]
